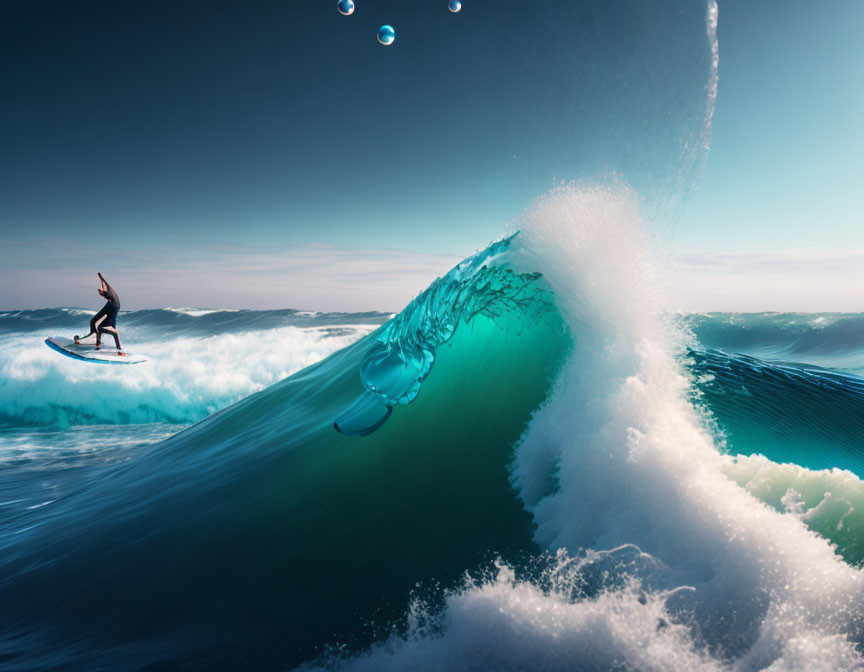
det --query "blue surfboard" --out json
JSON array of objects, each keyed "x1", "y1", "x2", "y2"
[{"x1": 45, "y1": 337, "x2": 148, "y2": 365}]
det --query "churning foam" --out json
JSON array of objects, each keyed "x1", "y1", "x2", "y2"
[
  {"x1": 508, "y1": 182, "x2": 864, "y2": 668},
  {"x1": 310, "y1": 183, "x2": 864, "y2": 671},
  {"x1": 303, "y1": 551, "x2": 724, "y2": 672},
  {"x1": 0, "y1": 325, "x2": 375, "y2": 427},
  {"x1": 164, "y1": 307, "x2": 240, "y2": 317}
]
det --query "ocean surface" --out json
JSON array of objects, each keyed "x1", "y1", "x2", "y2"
[{"x1": 1, "y1": 185, "x2": 864, "y2": 670}]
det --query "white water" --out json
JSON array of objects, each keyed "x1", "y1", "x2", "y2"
[
  {"x1": 0, "y1": 325, "x2": 375, "y2": 426},
  {"x1": 510, "y1": 183, "x2": 864, "y2": 668},
  {"x1": 309, "y1": 184, "x2": 864, "y2": 671},
  {"x1": 721, "y1": 453, "x2": 864, "y2": 560}
]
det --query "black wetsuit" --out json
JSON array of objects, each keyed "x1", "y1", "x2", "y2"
[
  {"x1": 92, "y1": 285, "x2": 120, "y2": 330},
  {"x1": 81, "y1": 283, "x2": 122, "y2": 349}
]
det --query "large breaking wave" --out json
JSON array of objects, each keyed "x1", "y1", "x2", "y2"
[
  {"x1": 2, "y1": 185, "x2": 864, "y2": 671},
  {"x1": 303, "y1": 183, "x2": 864, "y2": 671}
]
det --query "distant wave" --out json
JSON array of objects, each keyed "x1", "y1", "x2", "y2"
[
  {"x1": 0, "y1": 315, "x2": 383, "y2": 427},
  {"x1": 0, "y1": 307, "x2": 390, "y2": 337},
  {"x1": 686, "y1": 312, "x2": 864, "y2": 373},
  {"x1": 163, "y1": 307, "x2": 241, "y2": 317}
]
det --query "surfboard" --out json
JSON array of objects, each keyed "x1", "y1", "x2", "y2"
[{"x1": 44, "y1": 337, "x2": 148, "y2": 365}]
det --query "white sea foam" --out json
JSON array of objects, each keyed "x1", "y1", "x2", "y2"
[
  {"x1": 58, "y1": 307, "x2": 96, "y2": 316},
  {"x1": 721, "y1": 454, "x2": 864, "y2": 552},
  {"x1": 311, "y1": 183, "x2": 864, "y2": 671},
  {"x1": 304, "y1": 553, "x2": 724, "y2": 672},
  {"x1": 164, "y1": 307, "x2": 241, "y2": 317},
  {"x1": 508, "y1": 183, "x2": 864, "y2": 668},
  {"x1": 0, "y1": 423, "x2": 184, "y2": 469},
  {"x1": 0, "y1": 325, "x2": 375, "y2": 426}
]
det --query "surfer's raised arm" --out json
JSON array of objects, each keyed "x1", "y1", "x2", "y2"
[{"x1": 98, "y1": 274, "x2": 119, "y2": 307}]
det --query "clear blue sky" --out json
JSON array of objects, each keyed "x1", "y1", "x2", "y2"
[
  {"x1": 1, "y1": 0, "x2": 861, "y2": 310},
  {"x1": 682, "y1": 0, "x2": 863, "y2": 252},
  {"x1": 671, "y1": 0, "x2": 864, "y2": 310}
]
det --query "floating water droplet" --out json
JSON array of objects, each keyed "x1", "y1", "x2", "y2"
[
  {"x1": 336, "y1": 0, "x2": 354, "y2": 16},
  {"x1": 377, "y1": 24, "x2": 396, "y2": 46},
  {"x1": 448, "y1": 0, "x2": 462, "y2": 12}
]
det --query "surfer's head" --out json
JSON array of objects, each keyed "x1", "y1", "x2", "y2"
[{"x1": 98, "y1": 288, "x2": 107, "y2": 297}]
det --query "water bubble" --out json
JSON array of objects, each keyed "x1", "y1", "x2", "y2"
[
  {"x1": 336, "y1": 0, "x2": 354, "y2": 16},
  {"x1": 448, "y1": 1, "x2": 462, "y2": 12},
  {"x1": 377, "y1": 25, "x2": 395, "y2": 46}
]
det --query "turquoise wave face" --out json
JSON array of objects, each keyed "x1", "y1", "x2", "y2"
[{"x1": 336, "y1": 234, "x2": 554, "y2": 436}]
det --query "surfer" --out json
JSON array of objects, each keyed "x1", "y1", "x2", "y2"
[{"x1": 75, "y1": 273, "x2": 123, "y2": 352}]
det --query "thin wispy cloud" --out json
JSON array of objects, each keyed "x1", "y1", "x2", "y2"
[
  {"x1": 667, "y1": 249, "x2": 864, "y2": 312},
  {"x1": 674, "y1": 250, "x2": 864, "y2": 274},
  {"x1": 4, "y1": 237, "x2": 863, "y2": 313}
]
